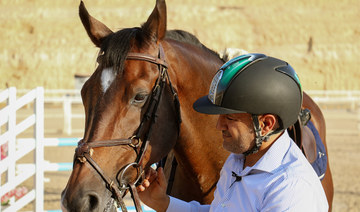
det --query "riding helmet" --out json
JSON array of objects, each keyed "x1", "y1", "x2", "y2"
[{"x1": 193, "y1": 53, "x2": 303, "y2": 130}]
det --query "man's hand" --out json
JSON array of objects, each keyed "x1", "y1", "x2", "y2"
[{"x1": 137, "y1": 167, "x2": 170, "y2": 212}]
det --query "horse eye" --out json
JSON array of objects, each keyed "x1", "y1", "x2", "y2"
[{"x1": 133, "y1": 93, "x2": 148, "y2": 104}]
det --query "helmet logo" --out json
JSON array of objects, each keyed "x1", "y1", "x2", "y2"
[{"x1": 208, "y1": 70, "x2": 223, "y2": 105}]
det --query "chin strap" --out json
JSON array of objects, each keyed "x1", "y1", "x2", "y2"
[
  {"x1": 243, "y1": 114, "x2": 282, "y2": 156},
  {"x1": 243, "y1": 115, "x2": 266, "y2": 156}
]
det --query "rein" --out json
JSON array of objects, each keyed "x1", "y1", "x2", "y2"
[{"x1": 75, "y1": 44, "x2": 181, "y2": 212}]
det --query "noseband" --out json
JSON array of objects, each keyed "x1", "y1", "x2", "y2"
[{"x1": 75, "y1": 44, "x2": 181, "y2": 212}]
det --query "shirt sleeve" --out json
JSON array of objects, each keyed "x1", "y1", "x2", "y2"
[{"x1": 166, "y1": 196, "x2": 210, "y2": 212}]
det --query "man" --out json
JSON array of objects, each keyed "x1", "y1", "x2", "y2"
[{"x1": 138, "y1": 53, "x2": 328, "y2": 211}]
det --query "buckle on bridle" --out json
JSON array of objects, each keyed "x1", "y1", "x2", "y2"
[
  {"x1": 129, "y1": 136, "x2": 141, "y2": 148},
  {"x1": 76, "y1": 140, "x2": 94, "y2": 163}
]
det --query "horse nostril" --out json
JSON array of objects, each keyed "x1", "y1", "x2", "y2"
[{"x1": 88, "y1": 193, "x2": 100, "y2": 210}]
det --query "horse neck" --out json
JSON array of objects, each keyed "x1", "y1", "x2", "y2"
[{"x1": 164, "y1": 41, "x2": 230, "y2": 201}]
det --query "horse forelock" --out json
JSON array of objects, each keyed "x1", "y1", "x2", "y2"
[{"x1": 99, "y1": 27, "x2": 151, "y2": 75}]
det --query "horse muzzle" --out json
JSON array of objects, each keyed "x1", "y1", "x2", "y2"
[{"x1": 61, "y1": 185, "x2": 117, "y2": 212}]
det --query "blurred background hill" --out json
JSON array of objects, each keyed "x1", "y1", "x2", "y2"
[{"x1": 0, "y1": 0, "x2": 359, "y2": 91}]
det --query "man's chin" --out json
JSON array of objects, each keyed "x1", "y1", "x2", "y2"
[{"x1": 223, "y1": 143, "x2": 237, "y2": 154}]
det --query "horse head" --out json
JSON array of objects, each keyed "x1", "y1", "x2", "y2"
[{"x1": 61, "y1": 0, "x2": 181, "y2": 211}]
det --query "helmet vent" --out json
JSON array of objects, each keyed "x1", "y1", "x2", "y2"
[{"x1": 208, "y1": 70, "x2": 223, "y2": 104}]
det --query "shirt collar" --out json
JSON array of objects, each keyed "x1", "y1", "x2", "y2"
[{"x1": 244, "y1": 130, "x2": 291, "y2": 175}]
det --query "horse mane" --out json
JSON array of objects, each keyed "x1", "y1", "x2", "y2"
[
  {"x1": 99, "y1": 27, "x2": 223, "y2": 74},
  {"x1": 165, "y1": 30, "x2": 223, "y2": 61}
]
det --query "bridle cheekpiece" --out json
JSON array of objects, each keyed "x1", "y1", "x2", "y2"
[{"x1": 75, "y1": 43, "x2": 181, "y2": 212}]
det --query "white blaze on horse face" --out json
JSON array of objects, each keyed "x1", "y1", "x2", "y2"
[{"x1": 101, "y1": 67, "x2": 116, "y2": 93}]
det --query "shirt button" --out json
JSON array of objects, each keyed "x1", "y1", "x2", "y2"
[{"x1": 221, "y1": 203, "x2": 226, "y2": 208}]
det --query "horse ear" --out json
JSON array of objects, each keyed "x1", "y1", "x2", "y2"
[
  {"x1": 79, "y1": 1, "x2": 113, "y2": 47},
  {"x1": 142, "y1": 0, "x2": 167, "y2": 42}
]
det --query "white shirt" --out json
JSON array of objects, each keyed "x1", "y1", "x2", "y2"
[{"x1": 166, "y1": 131, "x2": 328, "y2": 212}]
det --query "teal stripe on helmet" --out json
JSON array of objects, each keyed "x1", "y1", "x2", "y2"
[
  {"x1": 218, "y1": 54, "x2": 267, "y2": 91},
  {"x1": 219, "y1": 59, "x2": 251, "y2": 89},
  {"x1": 294, "y1": 73, "x2": 302, "y2": 91},
  {"x1": 210, "y1": 53, "x2": 267, "y2": 105},
  {"x1": 217, "y1": 54, "x2": 257, "y2": 96}
]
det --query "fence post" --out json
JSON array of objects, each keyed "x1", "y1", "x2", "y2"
[
  {"x1": 7, "y1": 87, "x2": 16, "y2": 204},
  {"x1": 34, "y1": 87, "x2": 44, "y2": 212}
]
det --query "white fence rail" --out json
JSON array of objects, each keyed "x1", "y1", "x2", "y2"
[
  {"x1": 307, "y1": 90, "x2": 360, "y2": 110},
  {"x1": 0, "y1": 88, "x2": 154, "y2": 212},
  {"x1": 307, "y1": 90, "x2": 360, "y2": 131},
  {"x1": 0, "y1": 87, "x2": 44, "y2": 212},
  {"x1": 16, "y1": 138, "x2": 79, "y2": 174},
  {"x1": 16, "y1": 89, "x2": 83, "y2": 135}
]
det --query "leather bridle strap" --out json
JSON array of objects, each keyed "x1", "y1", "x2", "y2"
[
  {"x1": 76, "y1": 139, "x2": 140, "y2": 212},
  {"x1": 126, "y1": 53, "x2": 168, "y2": 68},
  {"x1": 84, "y1": 153, "x2": 128, "y2": 211},
  {"x1": 126, "y1": 44, "x2": 168, "y2": 166},
  {"x1": 126, "y1": 44, "x2": 168, "y2": 68},
  {"x1": 129, "y1": 183, "x2": 143, "y2": 211},
  {"x1": 75, "y1": 43, "x2": 180, "y2": 212}
]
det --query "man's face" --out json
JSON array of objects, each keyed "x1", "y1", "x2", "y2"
[{"x1": 216, "y1": 113, "x2": 255, "y2": 154}]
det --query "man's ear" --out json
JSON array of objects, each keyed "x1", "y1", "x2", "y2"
[{"x1": 259, "y1": 114, "x2": 278, "y2": 134}]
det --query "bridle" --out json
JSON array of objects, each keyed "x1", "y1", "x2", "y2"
[{"x1": 75, "y1": 43, "x2": 181, "y2": 212}]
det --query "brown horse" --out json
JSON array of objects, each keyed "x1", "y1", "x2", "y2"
[{"x1": 61, "y1": 0, "x2": 333, "y2": 211}]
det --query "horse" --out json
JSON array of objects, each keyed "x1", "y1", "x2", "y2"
[{"x1": 61, "y1": 0, "x2": 333, "y2": 211}]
